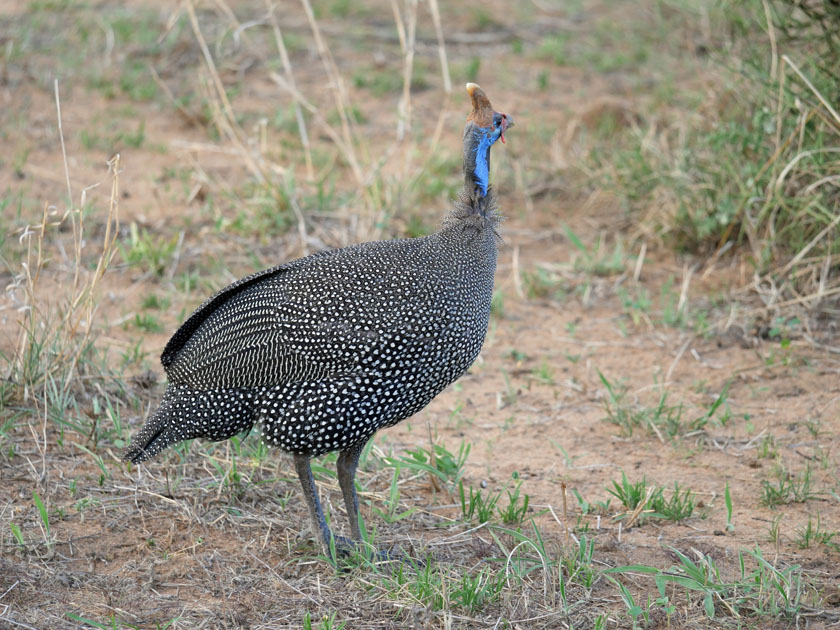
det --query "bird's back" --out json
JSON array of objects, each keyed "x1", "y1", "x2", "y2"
[{"x1": 163, "y1": 218, "x2": 497, "y2": 401}]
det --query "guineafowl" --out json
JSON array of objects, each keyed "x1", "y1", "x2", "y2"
[{"x1": 123, "y1": 83, "x2": 513, "y2": 554}]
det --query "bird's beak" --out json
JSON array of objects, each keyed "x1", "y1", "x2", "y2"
[{"x1": 499, "y1": 113, "x2": 514, "y2": 143}]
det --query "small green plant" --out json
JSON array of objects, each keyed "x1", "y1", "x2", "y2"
[
  {"x1": 370, "y1": 465, "x2": 416, "y2": 524},
  {"x1": 795, "y1": 514, "x2": 838, "y2": 551},
  {"x1": 403, "y1": 213, "x2": 435, "y2": 238},
  {"x1": 74, "y1": 442, "x2": 111, "y2": 480},
  {"x1": 606, "y1": 544, "x2": 812, "y2": 621},
  {"x1": 303, "y1": 612, "x2": 346, "y2": 630},
  {"x1": 611, "y1": 577, "x2": 646, "y2": 626},
  {"x1": 607, "y1": 472, "x2": 654, "y2": 511},
  {"x1": 390, "y1": 441, "x2": 470, "y2": 488},
  {"x1": 598, "y1": 372, "x2": 635, "y2": 434},
  {"x1": 133, "y1": 313, "x2": 163, "y2": 333},
  {"x1": 122, "y1": 120, "x2": 146, "y2": 147},
  {"x1": 724, "y1": 481, "x2": 734, "y2": 532},
  {"x1": 766, "y1": 316, "x2": 800, "y2": 344},
  {"x1": 80, "y1": 122, "x2": 147, "y2": 152},
  {"x1": 74, "y1": 496, "x2": 102, "y2": 514},
  {"x1": 690, "y1": 381, "x2": 731, "y2": 430},
  {"x1": 32, "y1": 490, "x2": 51, "y2": 547},
  {"x1": 522, "y1": 266, "x2": 566, "y2": 301},
  {"x1": 465, "y1": 57, "x2": 480, "y2": 83},
  {"x1": 571, "y1": 487, "x2": 611, "y2": 517},
  {"x1": 497, "y1": 480, "x2": 530, "y2": 525},
  {"x1": 450, "y1": 568, "x2": 505, "y2": 613},
  {"x1": 804, "y1": 418, "x2": 822, "y2": 438},
  {"x1": 618, "y1": 286, "x2": 652, "y2": 326},
  {"x1": 491, "y1": 520, "x2": 552, "y2": 582},
  {"x1": 531, "y1": 359, "x2": 555, "y2": 385},
  {"x1": 758, "y1": 433, "x2": 779, "y2": 459},
  {"x1": 499, "y1": 369, "x2": 519, "y2": 407},
  {"x1": 120, "y1": 339, "x2": 149, "y2": 367},
  {"x1": 10, "y1": 522, "x2": 24, "y2": 547},
  {"x1": 141, "y1": 294, "x2": 171, "y2": 310},
  {"x1": 537, "y1": 33, "x2": 568, "y2": 65},
  {"x1": 660, "y1": 277, "x2": 689, "y2": 328},
  {"x1": 650, "y1": 482, "x2": 696, "y2": 522},
  {"x1": 384, "y1": 557, "x2": 504, "y2": 614},
  {"x1": 119, "y1": 62, "x2": 158, "y2": 101},
  {"x1": 353, "y1": 66, "x2": 410, "y2": 96},
  {"x1": 391, "y1": 561, "x2": 444, "y2": 611},
  {"x1": 490, "y1": 288, "x2": 505, "y2": 318},
  {"x1": 562, "y1": 534, "x2": 598, "y2": 590},
  {"x1": 459, "y1": 481, "x2": 500, "y2": 523},
  {"x1": 760, "y1": 465, "x2": 816, "y2": 507},
  {"x1": 598, "y1": 372, "x2": 684, "y2": 438},
  {"x1": 120, "y1": 222, "x2": 178, "y2": 277},
  {"x1": 606, "y1": 475, "x2": 697, "y2": 523},
  {"x1": 564, "y1": 225, "x2": 625, "y2": 276},
  {"x1": 650, "y1": 391, "x2": 687, "y2": 437},
  {"x1": 767, "y1": 514, "x2": 783, "y2": 544}
]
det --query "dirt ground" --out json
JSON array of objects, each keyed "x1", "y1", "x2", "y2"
[{"x1": 1, "y1": 1, "x2": 839, "y2": 628}]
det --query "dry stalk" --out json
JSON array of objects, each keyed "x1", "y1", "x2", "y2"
[
  {"x1": 298, "y1": 0, "x2": 363, "y2": 185},
  {"x1": 188, "y1": 0, "x2": 316, "y2": 253},
  {"x1": 178, "y1": 0, "x2": 456, "y2": 248},
  {"x1": 633, "y1": 242, "x2": 646, "y2": 282},
  {"x1": 54, "y1": 80, "x2": 73, "y2": 215},
  {"x1": 623, "y1": 485, "x2": 657, "y2": 529},
  {"x1": 761, "y1": 0, "x2": 778, "y2": 80},
  {"x1": 185, "y1": 0, "x2": 272, "y2": 184},
  {"x1": 426, "y1": 0, "x2": 451, "y2": 94},
  {"x1": 59, "y1": 155, "x2": 121, "y2": 396},
  {"x1": 14, "y1": 173, "x2": 120, "y2": 395},
  {"x1": 206, "y1": 0, "x2": 317, "y2": 186},
  {"x1": 714, "y1": 112, "x2": 816, "y2": 254},
  {"x1": 676, "y1": 263, "x2": 693, "y2": 314},
  {"x1": 264, "y1": 0, "x2": 314, "y2": 180},
  {"x1": 268, "y1": 72, "x2": 360, "y2": 175},
  {"x1": 782, "y1": 54, "x2": 840, "y2": 129},
  {"x1": 392, "y1": 0, "x2": 418, "y2": 143},
  {"x1": 776, "y1": 211, "x2": 840, "y2": 278},
  {"x1": 561, "y1": 480, "x2": 568, "y2": 551}
]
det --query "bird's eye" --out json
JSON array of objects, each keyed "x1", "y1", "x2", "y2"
[{"x1": 493, "y1": 113, "x2": 502, "y2": 127}]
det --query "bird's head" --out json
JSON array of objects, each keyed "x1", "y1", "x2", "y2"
[{"x1": 462, "y1": 83, "x2": 514, "y2": 199}]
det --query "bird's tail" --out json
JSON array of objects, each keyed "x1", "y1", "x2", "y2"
[
  {"x1": 123, "y1": 386, "x2": 255, "y2": 464},
  {"x1": 123, "y1": 388, "x2": 180, "y2": 464}
]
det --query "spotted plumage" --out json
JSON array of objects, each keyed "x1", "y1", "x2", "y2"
[{"x1": 124, "y1": 84, "x2": 514, "y2": 554}]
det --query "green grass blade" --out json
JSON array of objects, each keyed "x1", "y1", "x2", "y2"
[{"x1": 32, "y1": 490, "x2": 50, "y2": 539}]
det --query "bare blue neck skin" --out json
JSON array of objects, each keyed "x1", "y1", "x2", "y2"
[{"x1": 464, "y1": 124, "x2": 502, "y2": 198}]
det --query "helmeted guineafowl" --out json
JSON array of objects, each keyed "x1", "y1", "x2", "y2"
[{"x1": 123, "y1": 83, "x2": 514, "y2": 554}]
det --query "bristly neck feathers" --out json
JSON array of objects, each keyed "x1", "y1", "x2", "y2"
[{"x1": 441, "y1": 187, "x2": 501, "y2": 233}]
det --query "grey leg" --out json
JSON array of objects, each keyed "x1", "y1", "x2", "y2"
[
  {"x1": 293, "y1": 453, "x2": 333, "y2": 549},
  {"x1": 337, "y1": 441, "x2": 367, "y2": 541}
]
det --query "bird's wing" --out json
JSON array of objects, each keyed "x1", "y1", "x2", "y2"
[
  {"x1": 160, "y1": 245, "x2": 425, "y2": 390},
  {"x1": 161, "y1": 261, "x2": 298, "y2": 370}
]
